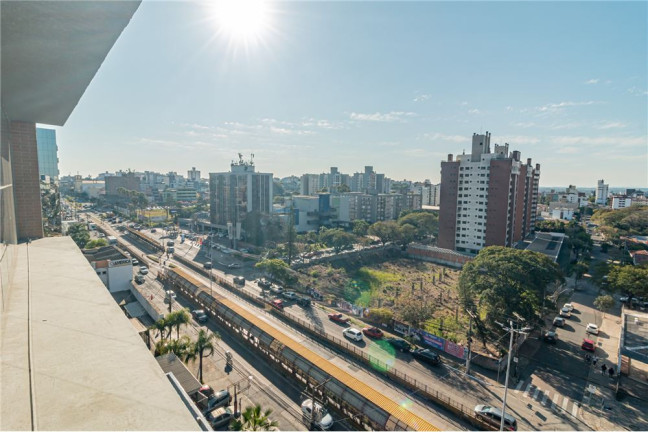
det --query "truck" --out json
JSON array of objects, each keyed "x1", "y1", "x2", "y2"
[{"x1": 106, "y1": 236, "x2": 117, "y2": 245}]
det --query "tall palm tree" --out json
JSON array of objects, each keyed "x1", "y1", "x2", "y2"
[
  {"x1": 151, "y1": 317, "x2": 169, "y2": 341},
  {"x1": 186, "y1": 329, "x2": 220, "y2": 383},
  {"x1": 154, "y1": 335, "x2": 193, "y2": 359},
  {"x1": 172, "y1": 309, "x2": 191, "y2": 339},
  {"x1": 229, "y1": 404, "x2": 279, "y2": 431}
]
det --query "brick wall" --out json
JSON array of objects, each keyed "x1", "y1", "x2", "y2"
[{"x1": 9, "y1": 121, "x2": 43, "y2": 241}]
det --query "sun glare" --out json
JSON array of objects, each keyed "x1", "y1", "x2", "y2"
[{"x1": 210, "y1": 0, "x2": 271, "y2": 44}]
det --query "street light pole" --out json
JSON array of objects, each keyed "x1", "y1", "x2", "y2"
[
  {"x1": 500, "y1": 319, "x2": 515, "y2": 432},
  {"x1": 466, "y1": 310, "x2": 474, "y2": 375}
]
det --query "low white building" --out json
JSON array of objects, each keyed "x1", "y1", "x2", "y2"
[
  {"x1": 83, "y1": 246, "x2": 133, "y2": 292},
  {"x1": 611, "y1": 195, "x2": 632, "y2": 209},
  {"x1": 550, "y1": 208, "x2": 574, "y2": 221},
  {"x1": 290, "y1": 195, "x2": 320, "y2": 233}
]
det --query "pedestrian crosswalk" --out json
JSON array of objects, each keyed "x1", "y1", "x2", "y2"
[{"x1": 513, "y1": 380, "x2": 580, "y2": 418}]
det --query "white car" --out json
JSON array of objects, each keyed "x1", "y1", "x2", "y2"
[
  {"x1": 139, "y1": 266, "x2": 149, "y2": 275},
  {"x1": 227, "y1": 263, "x2": 241, "y2": 269},
  {"x1": 342, "y1": 328, "x2": 363, "y2": 342},
  {"x1": 559, "y1": 307, "x2": 571, "y2": 318},
  {"x1": 301, "y1": 399, "x2": 333, "y2": 430},
  {"x1": 563, "y1": 303, "x2": 575, "y2": 312},
  {"x1": 586, "y1": 323, "x2": 599, "y2": 335}
]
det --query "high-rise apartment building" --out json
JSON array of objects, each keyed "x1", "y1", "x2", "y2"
[
  {"x1": 209, "y1": 156, "x2": 273, "y2": 228},
  {"x1": 438, "y1": 132, "x2": 540, "y2": 254},
  {"x1": 36, "y1": 127, "x2": 59, "y2": 179},
  {"x1": 300, "y1": 174, "x2": 321, "y2": 195},
  {"x1": 596, "y1": 179, "x2": 609, "y2": 205},
  {"x1": 187, "y1": 167, "x2": 201, "y2": 182}
]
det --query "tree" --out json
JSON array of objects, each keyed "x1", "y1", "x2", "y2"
[
  {"x1": 397, "y1": 211, "x2": 438, "y2": 239},
  {"x1": 255, "y1": 259, "x2": 290, "y2": 282},
  {"x1": 68, "y1": 224, "x2": 90, "y2": 248},
  {"x1": 571, "y1": 261, "x2": 589, "y2": 288},
  {"x1": 398, "y1": 294, "x2": 435, "y2": 329},
  {"x1": 186, "y1": 329, "x2": 220, "y2": 383},
  {"x1": 167, "y1": 309, "x2": 192, "y2": 339},
  {"x1": 398, "y1": 224, "x2": 417, "y2": 248},
  {"x1": 368, "y1": 221, "x2": 400, "y2": 246},
  {"x1": 594, "y1": 295, "x2": 615, "y2": 317},
  {"x1": 458, "y1": 246, "x2": 564, "y2": 333},
  {"x1": 607, "y1": 265, "x2": 648, "y2": 297},
  {"x1": 151, "y1": 316, "x2": 170, "y2": 341},
  {"x1": 320, "y1": 229, "x2": 356, "y2": 254},
  {"x1": 154, "y1": 335, "x2": 193, "y2": 359},
  {"x1": 352, "y1": 220, "x2": 370, "y2": 237},
  {"x1": 84, "y1": 238, "x2": 108, "y2": 249},
  {"x1": 229, "y1": 404, "x2": 279, "y2": 431}
]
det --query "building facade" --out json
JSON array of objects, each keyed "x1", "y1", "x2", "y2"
[
  {"x1": 596, "y1": 179, "x2": 609, "y2": 205},
  {"x1": 611, "y1": 195, "x2": 632, "y2": 209},
  {"x1": 438, "y1": 132, "x2": 540, "y2": 254},
  {"x1": 209, "y1": 157, "x2": 273, "y2": 228},
  {"x1": 36, "y1": 127, "x2": 59, "y2": 179}
]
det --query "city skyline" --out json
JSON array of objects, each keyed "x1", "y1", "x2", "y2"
[{"x1": 46, "y1": 1, "x2": 646, "y2": 187}]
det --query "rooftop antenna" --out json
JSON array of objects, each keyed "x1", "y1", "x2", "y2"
[
  {"x1": 238, "y1": 153, "x2": 243, "y2": 164},
  {"x1": 250, "y1": 153, "x2": 255, "y2": 165}
]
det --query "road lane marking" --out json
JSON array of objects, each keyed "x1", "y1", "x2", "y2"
[
  {"x1": 533, "y1": 387, "x2": 541, "y2": 400},
  {"x1": 514, "y1": 381, "x2": 524, "y2": 393},
  {"x1": 552, "y1": 393, "x2": 560, "y2": 409},
  {"x1": 572, "y1": 402, "x2": 579, "y2": 417},
  {"x1": 562, "y1": 397, "x2": 570, "y2": 411},
  {"x1": 523, "y1": 383, "x2": 533, "y2": 398},
  {"x1": 541, "y1": 393, "x2": 549, "y2": 406}
]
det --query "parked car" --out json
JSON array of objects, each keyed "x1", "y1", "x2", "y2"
[
  {"x1": 269, "y1": 285, "x2": 284, "y2": 295},
  {"x1": 474, "y1": 405, "x2": 517, "y2": 431},
  {"x1": 553, "y1": 316, "x2": 565, "y2": 327},
  {"x1": 543, "y1": 331, "x2": 558, "y2": 343},
  {"x1": 205, "y1": 389, "x2": 231, "y2": 411},
  {"x1": 257, "y1": 278, "x2": 272, "y2": 289},
  {"x1": 134, "y1": 275, "x2": 145, "y2": 284},
  {"x1": 301, "y1": 399, "x2": 334, "y2": 430},
  {"x1": 271, "y1": 299, "x2": 284, "y2": 310},
  {"x1": 164, "y1": 290, "x2": 177, "y2": 303},
  {"x1": 342, "y1": 328, "x2": 363, "y2": 342},
  {"x1": 297, "y1": 296, "x2": 311, "y2": 307},
  {"x1": 207, "y1": 407, "x2": 234, "y2": 429},
  {"x1": 167, "y1": 247, "x2": 175, "y2": 254},
  {"x1": 150, "y1": 228, "x2": 157, "y2": 233},
  {"x1": 131, "y1": 259, "x2": 139, "y2": 266},
  {"x1": 203, "y1": 261, "x2": 212, "y2": 269},
  {"x1": 166, "y1": 240, "x2": 175, "y2": 247},
  {"x1": 328, "y1": 313, "x2": 350, "y2": 324},
  {"x1": 563, "y1": 303, "x2": 575, "y2": 312},
  {"x1": 362, "y1": 327, "x2": 384, "y2": 339},
  {"x1": 233, "y1": 276, "x2": 245, "y2": 285},
  {"x1": 282, "y1": 291, "x2": 299, "y2": 300},
  {"x1": 139, "y1": 266, "x2": 149, "y2": 275},
  {"x1": 192, "y1": 309, "x2": 208, "y2": 323},
  {"x1": 586, "y1": 323, "x2": 599, "y2": 335},
  {"x1": 386, "y1": 337, "x2": 413, "y2": 353},
  {"x1": 581, "y1": 338, "x2": 596, "y2": 352},
  {"x1": 559, "y1": 307, "x2": 571, "y2": 318},
  {"x1": 228, "y1": 263, "x2": 241, "y2": 269},
  {"x1": 412, "y1": 348, "x2": 441, "y2": 365}
]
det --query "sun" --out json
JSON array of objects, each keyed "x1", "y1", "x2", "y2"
[{"x1": 210, "y1": 0, "x2": 271, "y2": 44}]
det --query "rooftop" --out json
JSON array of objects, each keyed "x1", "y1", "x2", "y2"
[
  {"x1": 515, "y1": 232, "x2": 566, "y2": 262},
  {"x1": 622, "y1": 310, "x2": 648, "y2": 364},
  {"x1": 1, "y1": 237, "x2": 199, "y2": 430}
]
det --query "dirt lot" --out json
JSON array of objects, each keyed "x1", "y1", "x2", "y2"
[{"x1": 294, "y1": 256, "x2": 473, "y2": 344}]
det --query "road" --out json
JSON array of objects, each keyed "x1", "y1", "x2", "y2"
[{"x1": 92, "y1": 216, "x2": 607, "y2": 431}]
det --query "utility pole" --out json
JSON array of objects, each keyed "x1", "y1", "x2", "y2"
[
  {"x1": 466, "y1": 309, "x2": 475, "y2": 375},
  {"x1": 500, "y1": 319, "x2": 514, "y2": 432}
]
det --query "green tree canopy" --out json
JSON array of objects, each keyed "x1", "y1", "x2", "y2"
[
  {"x1": 398, "y1": 224, "x2": 417, "y2": 248},
  {"x1": 607, "y1": 265, "x2": 648, "y2": 297},
  {"x1": 68, "y1": 224, "x2": 90, "y2": 248},
  {"x1": 255, "y1": 259, "x2": 291, "y2": 282},
  {"x1": 368, "y1": 221, "x2": 400, "y2": 245},
  {"x1": 397, "y1": 211, "x2": 438, "y2": 239},
  {"x1": 352, "y1": 220, "x2": 370, "y2": 236},
  {"x1": 593, "y1": 295, "x2": 615, "y2": 317},
  {"x1": 84, "y1": 238, "x2": 108, "y2": 249},
  {"x1": 458, "y1": 246, "x2": 564, "y2": 332},
  {"x1": 319, "y1": 228, "x2": 356, "y2": 254},
  {"x1": 591, "y1": 205, "x2": 648, "y2": 238},
  {"x1": 229, "y1": 404, "x2": 279, "y2": 431}
]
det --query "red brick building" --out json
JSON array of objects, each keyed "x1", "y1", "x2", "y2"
[{"x1": 438, "y1": 132, "x2": 540, "y2": 254}]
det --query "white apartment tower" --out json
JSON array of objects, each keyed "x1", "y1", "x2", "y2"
[{"x1": 596, "y1": 179, "x2": 609, "y2": 205}]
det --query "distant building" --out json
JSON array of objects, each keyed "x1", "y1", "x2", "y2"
[
  {"x1": 105, "y1": 172, "x2": 141, "y2": 197},
  {"x1": 438, "y1": 132, "x2": 540, "y2": 254},
  {"x1": 36, "y1": 127, "x2": 59, "y2": 179},
  {"x1": 209, "y1": 155, "x2": 273, "y2": 233},
  {"x1": 300, "y1": 174, "x2": 321, "y2": 195},
  {"x1": 611, "y1": 195, "x2": 632, "y2": 209},
  {"x1": 187, "y1": 167, "x2": 201, "y2": 182},
  {"x1": 596, "y1": 179, "x2": 609, "y2": 205},
  {"x1": 630, "y1": 250, "x2": 648, "y2": 266}
]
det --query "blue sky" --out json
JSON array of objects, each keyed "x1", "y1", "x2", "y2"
[{"x1": 54, "y1": 1, "x2": 647, "y2": 187}]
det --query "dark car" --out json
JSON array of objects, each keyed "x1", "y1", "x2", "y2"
[
  {"x1": 412, "y1": 348, "x2": 441, "y2": 365},
  {"x1": 386, "y1": 337, "x2": 413, "y2": 353},
  {"x1": 257, "y1": 278, "x2": 272, "y2": 289},
  {"x1": 233, "y1": 276, "x2": 245, "y2": 285},
  {"x1": 203, "y1": 261, "x2": 212, "y2": 269},
  {"x1": 543, "y1": 331, "x2": 557, "y2": 343},
  {"x1": 192, "y1": 309, "x2": 208, "y2": 323},
  {"x1": 362, "y1": 327, "x2": 384, "y2": 339},
  {"x1": 328, "y1": 313, "x2": 350, "y2": 324}
]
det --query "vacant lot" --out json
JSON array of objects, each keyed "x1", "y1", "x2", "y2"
[{"x1": 295, "y1": 257, "x2": 472, "y2": 344}]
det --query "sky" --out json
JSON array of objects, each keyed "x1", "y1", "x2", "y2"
[{"x1": 53, "y1": 0, "x2": 647, "y2": 187}]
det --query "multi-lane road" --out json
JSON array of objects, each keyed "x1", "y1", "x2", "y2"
[{"x1": 91, "y1": 214, "x2": 605, "y2": 430}]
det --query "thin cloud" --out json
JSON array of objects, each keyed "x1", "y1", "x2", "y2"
[
  {"x1": 349, "y1": 111, "x2": 417, "y2": 122},
  {"x1": 512, "y1": 122, "x2": 536, "y2": 128},
  {"x1": 413, "y1": 94, "x2": 431, "y2": 102},
  {"x1": 537, "y1": 101, "x2": 602, "y2": 112},
  {"x1": 468, "y1": 108, "x2": 480, "y2": 114},
  {"x1": 549, "y1": 135, "x2": 646, "y2": 148},
  {"x1": 585, "y1": 78, "x2": 600, "y2": 85},
  {"x1": 628, "y1": 87, "x2": 648, "y2": 96},
  {"x1": 421, "y1": 133, "x2": 466, "y2": 143},
  {"x1": 597, "y1": 122, "x2": 628, "y2": 130}
]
